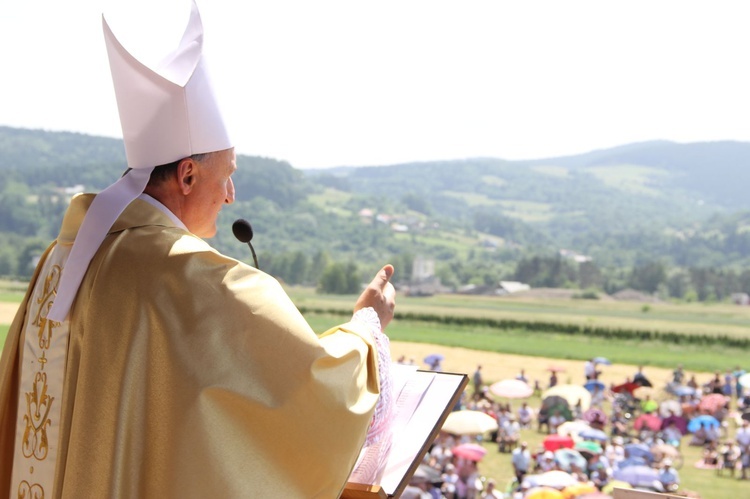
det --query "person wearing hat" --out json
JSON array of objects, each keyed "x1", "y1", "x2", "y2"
[
  {"x1": 657, "y1": 459, "x2": 680, "y2": 492},
  {"x1": 0, "y1": 3, "x2": 395, "y2": 498}
]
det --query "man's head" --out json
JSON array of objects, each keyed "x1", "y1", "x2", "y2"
[{"x1": 145, "y1": 147, "x2": 236, "y2": 238}]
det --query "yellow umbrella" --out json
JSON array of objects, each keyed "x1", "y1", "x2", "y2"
[
  {"x1": 543, "y1": 384, "x2": 592, "y2": 411},
  {"x1": 441, "y1": 410, "x2": 498, "y2": 435},
  {"x1": 526, "y1": 487, "x2": 565, "y2": 499},
  {"x1": 562, "y1": 482, "x2": 598, "y2": 499}
]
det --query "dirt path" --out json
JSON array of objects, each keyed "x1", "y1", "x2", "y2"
[{"x1": 391, "y1": 341, "x2": 684, "y2": 394}]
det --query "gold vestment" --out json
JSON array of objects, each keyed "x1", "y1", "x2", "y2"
[{"x1": 0, "y1": 194, "x2": 381, "y2": 498}]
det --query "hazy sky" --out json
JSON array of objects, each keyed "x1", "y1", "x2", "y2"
[{"x1": 2, "y1": 0, "x2": 749, "y2": 169}]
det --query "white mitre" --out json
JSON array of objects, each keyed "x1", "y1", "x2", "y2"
[{"x1": 47, "y1": 0, "x2": 231, "y2": 322}]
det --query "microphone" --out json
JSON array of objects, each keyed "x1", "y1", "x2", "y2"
[{"x1": 232, "y1": 218, "x2": 259, "y2": 269}]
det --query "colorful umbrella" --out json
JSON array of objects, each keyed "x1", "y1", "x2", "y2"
[
  {"x1": 525, "y1": 470, "x2": 579, "y2": 489},
  {"x1": 557, "y1": 420, "x2": 591, "y2": 439},
  {"x1": 561, "y1": 483, "x2": 598, "y2": 499},
  {"x1": 543, "y1": 384, "x2": 592, "y2": 410},
  {"x1": 650, "y1": 443, "x2": 680, "y2": 458},
  {"x1": 575, "y1": 440, "x2": 603, "y2": 455},
  {"x1": 660, "y1": 414, "x2": 689, "y2": 435},
  {"x1": 624, "y1": 443, "x2": 654, "y2": 462},
  {"x1": 423, "y1": 353, "x2": 444, "y2": 365},
  {"x1": 441, "y1": 410, "x2": 498, "y2": 435},
  {"x1": 540, "y1": 395, "x2": 573, "y2": 421},
  {"x1": 687, "y1": 414, "x2": 720, "y2": 433},
  {"x1": 593, "y1": 357, "x2": 612, "y2": 365},
  {"x1": 698, "y1": 393, "x2": 729, "y2": 414},
  {"x1": 554, "y1": 448, "x2": 588, "y2": 473},
  {"x1": 489, "y1": 378, "x2": 533, "y2": 399},
  {"x1": 543, "y1": 434, "x2": 575, "y2": 452},
  {"x1": 612, "y1": 465, "x2": 660, "y2": 489},
  {"x1": 672, "y1": 385, "x2": 698, "y2": 397},
  {"x1": 659, "y1": 399, "x2": 683, "y2": 418},
  {"x1": 451, "y1": 442, "x2": 487, "y2": 461},
  {"x1": 582, "y1": 407, "x2": 608, "y2": 425},
  {"x1": 633, "y1": 413, "x2": 662, "y2": 432},
  {"x1": 584, "y1": 379, "x2": 606, "y2": 393},
  {"x1": 525, "y1": 487, "x2": 565, "y2": 499},
  {"x1": 579, "y1": 427, "x2": 608, "y2": 442},
  {"x1": 611, "y1": 382, "x2": 639, "y2": 394}
]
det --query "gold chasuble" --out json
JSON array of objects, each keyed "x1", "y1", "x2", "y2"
[{"x1": 0, "y1": 194, "x2": 382, "y2": 498}]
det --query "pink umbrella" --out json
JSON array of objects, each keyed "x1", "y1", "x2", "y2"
[
  {"x1": 698, "y1": 393, "x2": 729, "y2": 414},
  {"x1": 451, "y1": 443, "x2": 487, "y2": 461},
  {"x1": 489, "y1": 379, "x2": 533, "y2": 399},
  {"x1": 633, "y1": 413, "x2": 662, "y2": 432}
]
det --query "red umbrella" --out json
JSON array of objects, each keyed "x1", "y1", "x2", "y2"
[
  {"x1": 543, "y1": 434, "x2": 575, "y2": 452},
  {"x1": 547, "y1": 365, "x2": 566, "y2": 373},
  {"x1": 612, "y1": 382, "x2": 639, "y2": 394},
  {"x1": 698, "y1": 393, "x2": 729, "y2": 414},
  {"x1": 633, "y1": 413, "x2": 662, "y2": 432},
  {"x1": 451, "y1": 443, "x2": 487, "y2": 461}
]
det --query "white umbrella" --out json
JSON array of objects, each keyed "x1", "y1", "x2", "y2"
[
  {"x1": 442, "y1": 410, "x2": 498, "y2": 436},
  {"x1": 490, "y1": 379, "x2": 533, "y2": 399}
]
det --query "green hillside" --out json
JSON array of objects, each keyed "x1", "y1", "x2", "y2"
[{"x1": 2, "y1": 126, "x2": 750, "y2": 300}]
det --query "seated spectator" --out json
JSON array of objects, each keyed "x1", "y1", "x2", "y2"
[
  {"x1": 517, "y1": 402, "x2": 533, "y2": 429},
  {"x1": 500, "y1": 415, "x2": 521, "y2": 452},
  {"x1": 717, "y1": 441, "x2": 741, "y2": 477},
  {"x1": 703, "y1": 441, "x2": 720, "y2": 467},
  {"x1": 537, "y1": 451, "x2": 557, "y2": 472},
  {"x1": 662, "y1": 422, "x2": 682, "y2": 448},
  {"x1": 689, "y1": 422, "x2": 707, "y2": 446},
  {"x1": 548, "y1": 410, "x2": 566, "y2": 434},
  {"x1": 658, "y1": 459, "x2": 680, "y2": 492}
]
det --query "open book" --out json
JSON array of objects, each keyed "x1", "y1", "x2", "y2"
[{"x1": 342, "y1": 365, "x2": 468, "y2": 499}]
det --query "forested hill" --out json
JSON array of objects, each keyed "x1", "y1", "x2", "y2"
[{"x1": 2, "y1": 126, "x2": 750, "y2": 300}]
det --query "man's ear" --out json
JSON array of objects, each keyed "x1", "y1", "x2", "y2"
[{"x1": 177, "y1": 157, "x2": 197, "y2": 195}]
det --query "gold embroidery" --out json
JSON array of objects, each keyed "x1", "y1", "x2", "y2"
[
  {"x1": 32, "y1": 265, "x2": 61, "y2": 350},
  {"x1": 15, "y1": 265, "x2": 61, "y2": 495},
  {"x1": 17, "y1": 480, "x2": 45, "y2": 499},
  {"x1": 21, "y1": 373, "x2": 53, "y2": 460}
]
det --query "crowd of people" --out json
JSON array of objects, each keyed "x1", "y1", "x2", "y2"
[{"x1": 403, "y1": 360, "x2": 750, "y2": 498}]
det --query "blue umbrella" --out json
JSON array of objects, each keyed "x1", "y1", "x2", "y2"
[
  {"x1": 673, "y1": 385, "x2": 698, "y2": 397},
  {"x1": 423, "y1": 353, "x2": 444, "y2": 365},
  {"x1": 687, "y1": 414, "x2": 720, "y2": 433},
  {"x1": 554, "y1": 448, "x2": 588, "y2": 473},
  {"x1": 584, "y1": 380, "x2": 606, "y2": 393},
  {"x1": 593, "y1": 357, "x2": 612, "y2": 365},
  {"x1": 617, "y1": 456, "x2": 648, "y2": 469},
  {"x1": 613, "y1": 464, "x2": 661, "y2": 489},
  {"x1": 579, "y1": 428, "x2": 608, "y2": 442},
  {"x1": 624, "y1": 443, "x2": 654, "y2": 463}
]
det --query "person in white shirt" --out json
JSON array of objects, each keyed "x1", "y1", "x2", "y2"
[{"x1": 511, "y1": 442, "x2": 532, "y2": 483}]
